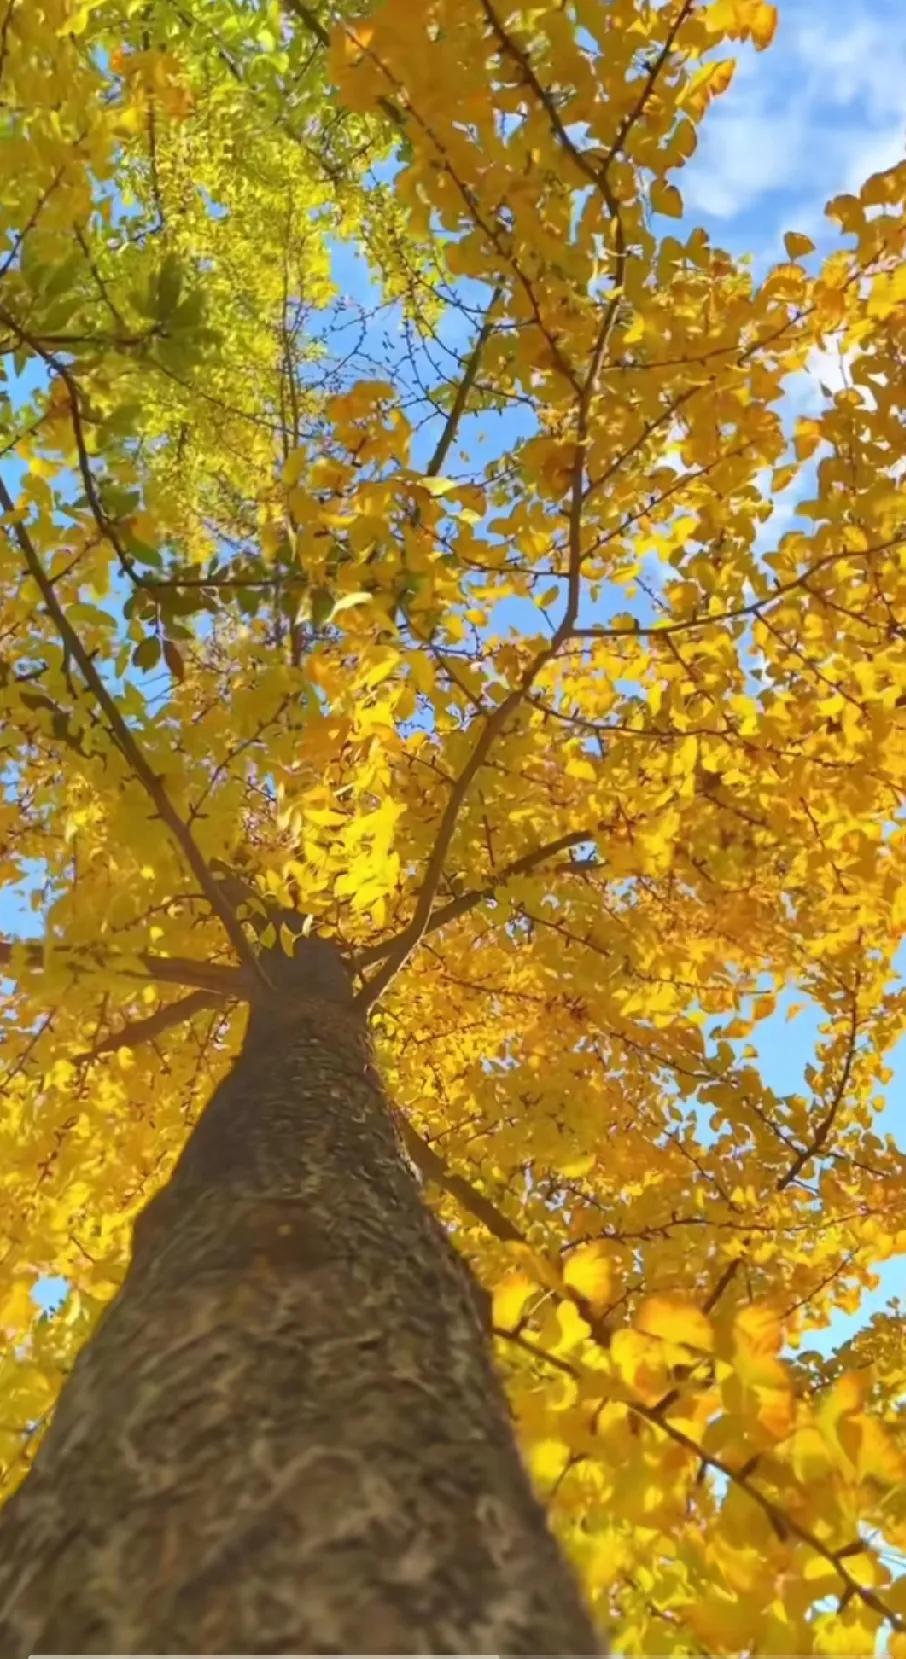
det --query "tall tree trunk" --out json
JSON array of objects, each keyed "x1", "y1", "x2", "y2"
[{"x1": 0, "y1": 942, "x2": 599, "y2": 1656}]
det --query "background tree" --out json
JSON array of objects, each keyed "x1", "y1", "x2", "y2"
[{"x1": 1, "y1": 0, "x2": 906, "y2": 1652}]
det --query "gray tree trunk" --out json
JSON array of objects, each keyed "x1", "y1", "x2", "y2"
[{"x1": 0, "y1": 941, "x2": 599, "y2": 1655}]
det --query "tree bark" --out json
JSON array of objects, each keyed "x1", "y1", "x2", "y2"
[{"x1": 0, "y1": 941, "x2": 599, "y2": 1656}]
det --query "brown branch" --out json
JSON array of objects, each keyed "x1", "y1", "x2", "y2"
[
  {"x1": 355, "y1": 668, "x2": 562, "y2": 1007},
  {"x1": 355, "y1": 263, "x2": 620, "y2": 1011},
  {"x1": 606, "y1": 0, "x2": 697, "y2": 167},
  {"x1": 353, "y1": 103, "x2": 622, "y2": 1011},
  {"x1": 482, "y1": 0, "x2": 693, "y2": 217},
  {"x1": 0, "y1": 936, "x2": 243, "y2": 998},
  {"x1": 778, "y1": 992, "x2": 860, "y2": 1191},
  {"x1": 355, "y1": 827, "x2": 598, "y2": 971},
  {"x1": 130, "y1": 955, "x2": 243, "y2": 995},
  {"x1": 404, "y1": 1126, "x2": 619, "y2": 1347},
  {"x1": 400, "y1": 1118, "x2": 525, "y2": 1245},
  {"x1": 562, "y1": 297, "x2": 619, "y2": 633},
  {"x1": 425, "y1": 285, "x2": 501, "y2": 478},
  {"x1": 0, "y1": 154, "x2": 67, "y2": 283},
  {"x1": 282, "y1": 0, "x2": 328, "y2": 48},
  {"x1": 341, "y1": 23, "x2": 579, "y2": 391},
  {"x1": 0, "y1": 302, "x2": 147, "y2": 592},
  {"x1": 497, "y1": 1329, "x2": 905, "y2": 1634},
  {"x1": 783, "y1": 1247, "x2": 859, "y2": 1322},
  {"x1": 74, "y1": 225, "x2": 128, "y2": 331},
  {"x1": 0, "y1": 473, "x2": 260, "y2": 977},
  {"x1": 283, "y1": 0, "x2": 405, "y2": 129},
  {"x1": 702, "y1": 1259, "x2": 739, "y2": 1315},
  {"x1": 571, "y1": 533, "x2": 906, "y2": 644},
  {"x1": 77, "y1": 989, "x2": 228, "y2": 1062},
  {"x1": 480, "y1": 0, "x2": 620, "y2": 212},
  {"x1": 641, "y1": 1405, "x2": 903, "y2": 1630}
]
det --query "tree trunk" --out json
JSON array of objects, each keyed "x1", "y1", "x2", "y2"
[{"x1": 0, "y1": 942, "x2": 599, "y2": 1656}]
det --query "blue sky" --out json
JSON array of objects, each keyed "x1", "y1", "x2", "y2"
[
  {"x1": 6, "y1": 0, "x2": 906, "y2": 1342},
  {"x1": 682, "y1": 0, "x2": 906, "y2": 248},
  {"x1": 670, "y1": 0, "x2": 906, "y2": 1353}
]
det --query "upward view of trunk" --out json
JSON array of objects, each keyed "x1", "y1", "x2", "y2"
[{"x1": 0, "y1": 941, "x2": 599, "y2": 1656}]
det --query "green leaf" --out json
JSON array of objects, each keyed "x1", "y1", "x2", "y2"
[
  {"x1": 153, "y1": 337, "x2": 192, "y2": 375},
  {"x1": 42, "y1": 252, "x2": 85, "y2": 301},
  {"x1": 125, "y1": 542, "x2": 162, "y2": 569},
  {"x1": 101, "y1": 485, "x2": 141, "y2": 518},
  {"x1": 156, "y1": 253, "x2": 184, "y2": 316},
  {"x1": 310, "y1": 586, "x2": 334, "y2": 628},
  {"x1": 131, "y1": 635, "x2": 161, "y2": 671},
  {"x1": 129, "y1": 283, "x2": 159, "y2": 320},
  {"x1": 170, "y1": 291, "x2": 205, "y2": 332},
  {"x1": 101, "y1": 403, "x2": 144, "y2": 440},
  {"x1": 67, "y1": 602, "x2": 112, "y2": 629}
]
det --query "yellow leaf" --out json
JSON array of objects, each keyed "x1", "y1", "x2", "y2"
[
  {"x1": 680, "y1": 58, "x2": 735, "y2": 119},
  {"x1": 651, "y1": 180, "x2": 682, "y2": 218},
  {"x1": 813, "y1": 1606, "x2": 883, "y2": 1654},
  {"x1": 854, "y1": 1414, "x2": 904, "y2": 1484},
  {"x1": 794, "y1": 416, "x2": 823, "y2": 460},
  {"x1": 492, "y1": 1272, "x2": 536, "y2": 1332},
  {"x1": 528, "y1": 1436, "x2": 571, "y2": 1489},
  {"x1": 784, "y1": 230, "x2": 816, "y2": 259},
  {"x1": 751, "y1": 1, "x2": 778, "y2": 49},
  {"x1": 260, "y1": 521, "x2": 284, "y2": 558},
  {"x1": 789, "y1": 1424, "x2": 835, "y2": 1481},
  {"x1": 636, "y1": 1296, "x2": 714, "y2": 1353},
  {"x1": 689, "y1": 1587, "x2": 757, "y2": 1650},
  {"x1": 559, "y1": 1152, "x2": 596, "y2": 1179},
  {"x1": 552, "y1": 1299, "x2": 591, "y2": 1352},
  {"x1": 0, "y1": 1279, "x2": 34, "y2": 1335},
  {"x1": 278, "y1": 921, "x2": 298, "y2": 957},
  {"x1": 611, "y1": 1328, "x2": 672, "y2": 1405},
  {"x1": 821, "y1": 1369, "x2": 868, "y2": 1425},
  {"x1": 283, "y1": 447, "x2": 307, "y2": 487},
  {"x1": 734, "y1": 1303, "x2": 782, "y2": 1356},
  {"x1": 563, "y1": 1243, "x2": 612, "y2": 1311}
]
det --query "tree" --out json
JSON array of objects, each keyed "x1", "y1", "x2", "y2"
[{"x1": 1, "y1": 0, "x2": 906, "y2": 1651}]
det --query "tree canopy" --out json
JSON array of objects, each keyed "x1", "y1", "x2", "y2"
[{"x1": 2, "y1": 0, "x2": 906, "y2": 1650}]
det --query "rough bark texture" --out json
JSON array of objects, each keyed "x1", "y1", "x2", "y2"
[{"x1": 0, "y1": 940, "x2": 599, "y2": 1655}]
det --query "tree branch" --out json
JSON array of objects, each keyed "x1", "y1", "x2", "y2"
[
  {"x1": 283, "y1": 0, "x2": 405, "y2": 129},
  {"x1": 0, "y1": 937, "x2": 243, "y2": 998},
  {"x1": 77, "y1": 989, "x2": 227, "y2": 1062},
  {"x1": 400, "y1": 1117, "x2": 525, "y2": 1245},
  {"x1": 354, "y1": 828, "x2": 599, "y2": 971},
  {"x1": 0, "y1": 473, "x2": 261, "y2": 977},
  {"x1": 425, "y1": 285, "x2": 501, "y2": 479},
  {"x1": 497, "y1": 1328, "x2": 905, "y2": 1634},
  {"x1": 777, "y1": 992, "x2": 860, "y2": 1192},
  {"x1": 282, "y1": 0, "x2": 328, "y2": 48}
]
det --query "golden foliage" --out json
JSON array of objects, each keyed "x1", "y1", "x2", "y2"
[{"x1": 2, "y1": 0, "x2": 906, "y2": 1648}]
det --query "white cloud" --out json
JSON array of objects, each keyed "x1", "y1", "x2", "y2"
[
  {"x1": 683, "y1": 109, "x2": 803, "y2": 219},
  {"x1": 681, "y1": 0, "x2": 906, "y2": 230},
  {"x1": 784, "y1": 342, "x2": 852, "y2": 420},
  {"x1": 782, "y1": 9, "x2": 905, "y2": 117},
  {"x1": 843, "y1": 124, "x2": 906, "y2": 194}
]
